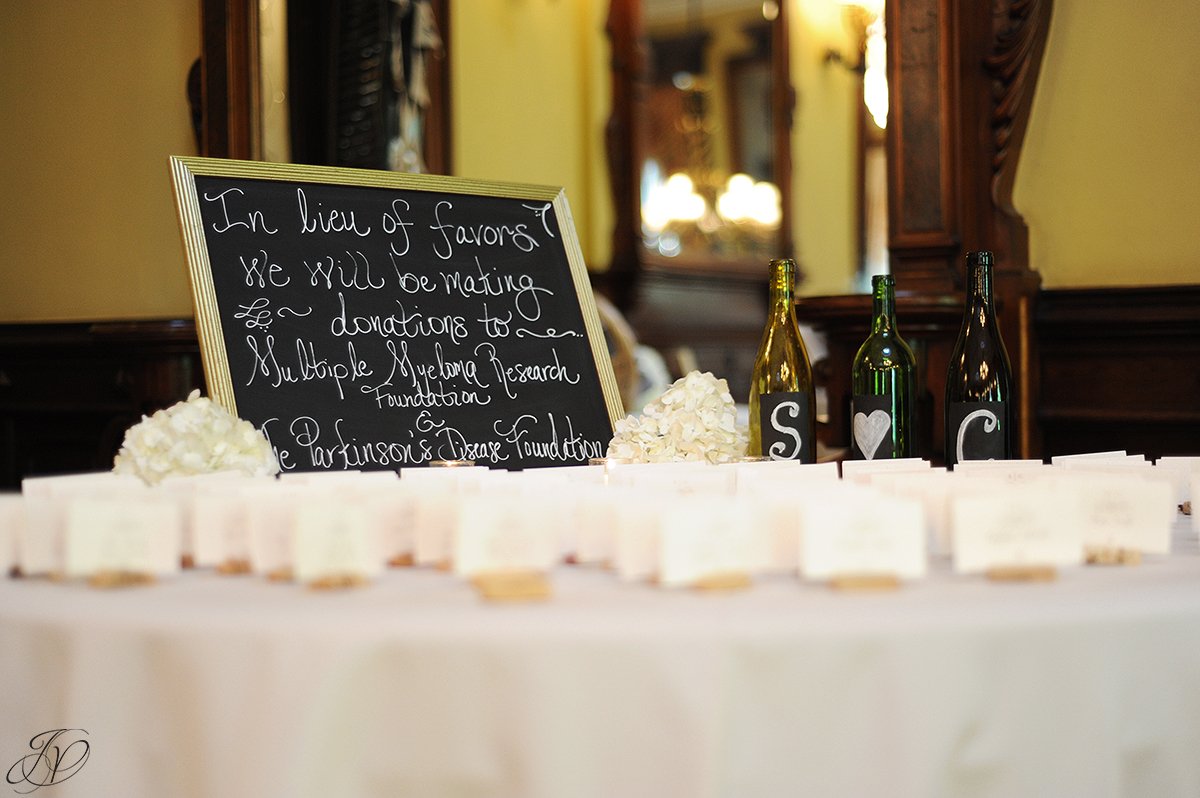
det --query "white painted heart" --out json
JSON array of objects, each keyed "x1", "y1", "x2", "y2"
[{"x1": 853, "y1": 409, "x2": 892, "y2": 460}]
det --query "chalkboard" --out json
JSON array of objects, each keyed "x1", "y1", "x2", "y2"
[{"x1": 169, "y1": 156, "x2": 623, "y2": 471}]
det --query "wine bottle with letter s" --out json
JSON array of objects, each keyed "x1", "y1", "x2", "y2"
[
  {"x1": 945, "y1": 250, "x2": 1013, "y2": 466},
  {"x1": 851, "y1": 274, "x2": 916, "y2": 459},
  {"x1": 748, "y1": 258, "x2": 816, "y2": 462}
]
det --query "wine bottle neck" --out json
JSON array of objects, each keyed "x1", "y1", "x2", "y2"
[
  {"x1": 767, "y1": 259, "x2": 796, "y2": 312},
  {"x1": 966, "y1": 260, "x2": 996, "y2": 312},
  {"x1": 871, "y1": 275, "x2": 897, "y2": 333}
]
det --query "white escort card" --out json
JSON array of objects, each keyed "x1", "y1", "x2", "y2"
[
  {"x1": 363, "y1": 485, "x2": 420, "y2": 566},
  {"x1": 731, "y1": 460, "x2": 839, "y2": 495},
  {"x1": 800, "y1": 490, "x2": 927, "y2": 581},
  {"x1": 951, "y1": 484, "x2": 1084, "y2": 573},
  {"x1": 871, "y1": 470, "x2": 954, "y2": 557},
  {"x1": 1055, "y1": 472, "x2": 1175, "y2": 555},
  {"x1": 1153, "y1": 456, "x2": 1200, "y2": 505},
  {"x1": 657, "y1": 498, "x2": 768, "y2": 588},
  {"x1": 0, "y1": 494, "x2": 22, "y2": 573},
  {"x1": 731, "y1": 463, "x2": 839, "y2": 571},
  {"x1": 479, "y1": 469, "x2": 580, "y2": 558},
  {"x1": 1050, "y1": 451, "x2": 1127, "y2": 464},
  {"x1": 612, "y1": 491, "x2": 671, "y2": 581},
  {"x1": 840, "y1": 458, "x2": 931, "y2": 485},
  {"x1": 403, "y1": 466, "x2": 488, "y2": 567},
  {"x1": 192, "y1": 483, "x2": 257, "y2": 570},
  {"x1": 1193, "y1": 473, "x2": 1200, "y2": 534},
  {"x1": 453, "y1": 495, "x2": 559, "y2": 577},
  {"x1": 244, "y1": 486, "x2": 310, "y2": 577},
  {"x1": 572, "y1": 484, "x2": 619, "y2": 565},
  {"x1": 19, "y1": 474, "x2": 149, "y2": 576},
  {"x1": 607, "y1": 462, "x2": 736, "y2": 496},
  {"x1": 64, "y1": 498, "x2": 182, "y2": 579},
  {"x1": 953, "y1": 460, "x2": 1049, "y2": 484},
  {"x1": 293, "y1": 502, "x2": 383, "y2": 586}
]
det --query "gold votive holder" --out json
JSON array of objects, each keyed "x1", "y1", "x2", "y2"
[{"x1": 429, "y1": 459, "x2": 475, "y2": 468}]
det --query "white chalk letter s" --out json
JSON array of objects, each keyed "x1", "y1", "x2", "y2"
[{"x1": 768, "y1": 401, "x2": 803, "y2": 461}]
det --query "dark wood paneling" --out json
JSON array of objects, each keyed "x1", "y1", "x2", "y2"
[
  {"x1": 1037, "y1": 285, "x2": 1200, "y2": 458},
  {"x1": 627, "y1": 270, "x2": 767, "y2": 401},
  {"x1": 0, "y1": 321, "x2": 203, "y2": 487}
]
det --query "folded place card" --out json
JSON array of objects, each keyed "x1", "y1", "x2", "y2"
[
  {"x1": 800, "y1": 491, "x2": 927, "y2": 581},
  {"x1": 1153, "y1": 456, "x2": 1200, "y2": 504},
  {"x1": 293, "y1": 502, "x2": 383, "y2": 587},
  {"x1": 1055, "y1": 473, "x2": 1175, "y2": 555},
  {"x1": 1049, "y1": 451, "x2": 1127, "y2": 465},
  {"x1": 952, "y1": 460, "x2": 1050, "y2": 485},
  {"x1": 740, "y1": 494, "x2": 802, "y2": 574},
  {"x1": 18, "y1": 497, "x2": 62, "y2": 576},
  {"x1": 657, "y1": 498, "x2": 768, "y2": 588},
  {"x1": 192, "y1": 487, "x2": 254, "y2": 571},
  {"x1": 951, "y1": 484, "x2": 1084, "y2": 573},
  {"x1": 19, "y1": 477, "x2": 150, "y2": 577},
  {"x1": 64, "y1": 498, "x2": 182, "y2": 581},
  {"x1": 871, "y1": 470, "x2": 955, "y2": 557},
  {"x1": 453, "y1": 495, "x2": 559, "y2": 577},
  {"x1": 525, "y1": 464, "x2": 607, "y2": 484},
  {"x1": 732, "y1": 461, "x2": 839, "y2": 495},
  {"x1": 612, "y1": 491, "x2": 670, "y2": 581},
  {"x1": 0, "y1": 494, "x2": 20, "y2": 573},
  {"x1": 573, "y1": 484, "x2": 620, "y2": 565},
  {"x1": 1192, "y1": 474, "x2": 1199, "y2": 533},
  {"x1": 607, "y1": 463, "x2": 736, "y2": 497},
  {"x1": 481, "y1": 471, "x2": 581, "y2": 558},
  {"x1": 363, "y1": 486, "x2": 420, "y2": 566},
  {"x1": 245, "y1": 486, "x2": 309, "y2": 578},
  {"x1": 412, "y1": 482, "x2": 461, "y2": 567},
  {"x1": 840, "y1": 458, "x2": 931, "y2": 485}
]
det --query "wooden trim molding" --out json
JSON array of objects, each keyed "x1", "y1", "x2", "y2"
[
  {"x1": 1036, "y1": 285, "x2": 1200, "y2": 458},
  {"x1": 0, "y1": 321, "x2": 203, "y2": 487},
  {"x1": 200, "y1": 0, "x2": 260, "y2": 159}
]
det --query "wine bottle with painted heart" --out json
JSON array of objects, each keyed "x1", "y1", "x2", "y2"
[
  {"x1": 748, "y1": 258, "x2": 816, "y2": 462},
  {"x1": 944, "y1": 250, "x2": 1013, "y2": 466},
  {"x1": 850, "y1": 274, "x2": 916, "y2": 460}
]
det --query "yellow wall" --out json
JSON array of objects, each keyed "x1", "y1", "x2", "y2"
[
  {"x1": 451, "y1": 0, "x2": 613, "y2": 272},
  {"x1": 1013, "y1": 0, "x2": 1200, "y2": 287},
  {"x1": 0, "y1": 0, "x2": 200, "y2": 322},
  {"x1": 790, "y1": 0, "x2": 860, "y2": 296},
  {"x1": 2, "y1": 0, "x2": 1195, "y2": 323}
]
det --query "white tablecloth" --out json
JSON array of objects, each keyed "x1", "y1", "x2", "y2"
[{"x1": 3, "y1": 523, "x2": 1199, "y2": 798}]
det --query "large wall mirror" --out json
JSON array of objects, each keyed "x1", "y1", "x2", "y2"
[{"x1": 634, "y1": 0, "x2": 791, "y2": 273}]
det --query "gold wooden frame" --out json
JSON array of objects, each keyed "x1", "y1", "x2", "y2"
[{"x1": 169, "y1": 155, "x2": 624, "y2": 427}]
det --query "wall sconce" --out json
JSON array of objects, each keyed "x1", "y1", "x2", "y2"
[{"x1": 823, "y1": 0, "x2": 888, "y2": 129}]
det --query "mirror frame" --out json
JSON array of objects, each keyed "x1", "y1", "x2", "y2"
[
  {"x1": 199, "y1": 0, "x2": 451, "y2": 172},
  {"x1": 602, "y1": 0, "x2": 794, "y2": 311}
]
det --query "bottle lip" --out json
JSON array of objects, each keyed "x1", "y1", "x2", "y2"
[
  {"x1": 871, "y1": 274, "x2": 895, "y2": 287},
  {"x1": 966, "y1": 250, "x2": 995, "y2": 266}
]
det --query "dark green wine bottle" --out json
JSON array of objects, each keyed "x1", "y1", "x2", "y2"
[
  {"x1": 748, "y1": 258, "x2": 816, "y2": 462},
  {"x1": 944, "y1": 251, "x2": 1013, "y2": 466},
  {"x1": 851, "y1": 275, "x2": 916, "y2": 459}
]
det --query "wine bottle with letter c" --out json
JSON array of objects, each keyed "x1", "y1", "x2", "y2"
[
  {"x1": 944, "y1": 250, "x2": 1013, "y2": 466},
  {"x1": 748, "y1": 258, "x2": 816, "y2": 462},
  {"x1": 851, "y1": 274, "x2": 916, "y2": 459}
]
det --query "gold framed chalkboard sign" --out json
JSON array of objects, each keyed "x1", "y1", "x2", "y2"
[{"x1": 170, "y1": 156, "x2": 623, "y2": 471}]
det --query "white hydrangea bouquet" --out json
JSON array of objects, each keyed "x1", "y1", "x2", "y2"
[
  {"x1": 607, "y1": 371, "x2": 748, "y2": 464},
  {"x1": 113, "y1": 390, "x2": 279, "y2": 485}
]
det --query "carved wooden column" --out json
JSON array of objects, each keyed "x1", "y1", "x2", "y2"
[{"x1": 798, "y1": 0, "x2": 1052, "y2": 461}]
